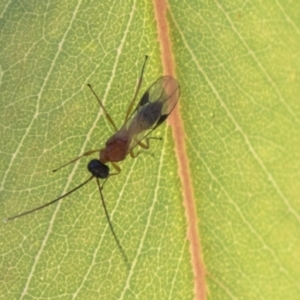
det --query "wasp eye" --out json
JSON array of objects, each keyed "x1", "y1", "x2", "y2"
[{"x1": 87, "y1": 159, "x2": 109, "y2": 179}]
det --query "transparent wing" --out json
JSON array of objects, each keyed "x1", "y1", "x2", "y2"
[{"x1": 122, "y1": 76, "x2": 180, "y2": 152}]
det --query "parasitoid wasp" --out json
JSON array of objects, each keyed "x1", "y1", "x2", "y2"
[{"x1": 5, "y1": 56, "x2": 180, "y2": 268}]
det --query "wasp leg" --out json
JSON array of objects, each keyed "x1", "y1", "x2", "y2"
[
  {"x1": 130, "y1": 137, "x2": 162, "y2": 158},
  {"x1": 87, "y1": 84, "x2": 118, "y2": 132},
  {"x1": 109, "y1": 162, "x2": 121, "y2": 176},
  {"x1": 123, "y1": 56, "x2": 148, "y2": 124}
]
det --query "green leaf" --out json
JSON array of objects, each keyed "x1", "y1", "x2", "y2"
[{"x1": 1, "y1": 1, "x2": 300, "y2": 299}]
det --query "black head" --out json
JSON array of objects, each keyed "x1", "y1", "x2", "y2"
[{"x1": 87, "y1": 159, "x2": 109, "y2": 179}]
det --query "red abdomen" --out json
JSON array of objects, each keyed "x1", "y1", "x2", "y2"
[{"x1": 100, "y1": 135, "x2": 129, "y2": 163}]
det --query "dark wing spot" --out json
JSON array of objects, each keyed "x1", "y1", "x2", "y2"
[{"x1": 139, "y1": 91, "x2": 149, "y2": 106}]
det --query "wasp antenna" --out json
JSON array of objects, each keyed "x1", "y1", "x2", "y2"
[
  {"x1": 95, "y1": 178, "x2": 130, "y2": 270},
  {"x1": 6, "y1": 176, "x2": 94, "y2": 221}
]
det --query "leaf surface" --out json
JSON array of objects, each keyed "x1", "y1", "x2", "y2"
[{"x1": 1, "y1": 1, "x2": 300, "y2": 299}]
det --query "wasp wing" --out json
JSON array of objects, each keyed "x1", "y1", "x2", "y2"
[{"x1": 122, "y1": 76, "x2": 180, "y2": 152}]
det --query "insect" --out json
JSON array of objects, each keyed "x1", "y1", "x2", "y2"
[{"x1": 5, "y1": 56, "x2": 180, "y2": 268}]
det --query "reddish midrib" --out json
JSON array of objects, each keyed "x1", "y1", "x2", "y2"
[{"x1": 153, "y1": 1, "x2": 206, "y2": 299}]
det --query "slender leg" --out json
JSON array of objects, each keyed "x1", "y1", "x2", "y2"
[
  {"x1": 109, "y1": 162, "x2": 121, "y2": 176},
  {"x1": 123, "y1": 55, "x2": 148, "y2": 124},
  {"x1": 53, "y1": 149, "x2": 102, "y2": 172},
  {"x1": 129, "y1": 149, "x2": 140, "y2": 159},
  {"x1": 138, "y1": 137, "x2": 162, "y2": 149},
  {"x1": 87, "y1": 84, "x2": 118, "y2": 132},
  {"x1": 129, "y1": 137, "x2": 162, "y2": 158}
]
